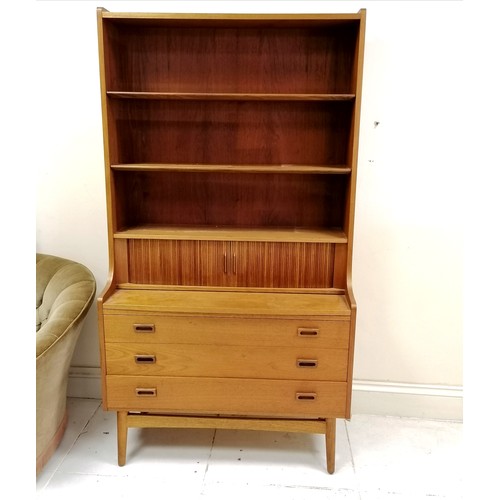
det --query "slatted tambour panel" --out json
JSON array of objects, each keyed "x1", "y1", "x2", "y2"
[
  {"x1": 127, "y1": 240, "x2": 200, "y2": 285},
  {"x1": 126, "y1": 239, "x2": 334, "y2": 288},
  {"x1": 103, "y1": 23, "x2": 358, "y2": 94},
  {"x1": 198, "y1": 240, "x2": 227, "y2": 287},
  {"x1": 233, "y1": 241, "x2": 334, "y2": 288}
]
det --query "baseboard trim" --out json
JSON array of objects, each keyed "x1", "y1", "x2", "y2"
[
  {"x1": 352, "y1": 380, "x2": 463, "y2": 421},
  {"x1": 67, "y1": 367, "x2": 463, "y2": 421},
  {"x1": 67, "y1": 366, "x2": 102, "y2": 399}
]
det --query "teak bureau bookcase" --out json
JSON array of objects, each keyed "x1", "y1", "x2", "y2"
[{"x1": 96, "y1": 8, "x2": 365, "y2": 473}]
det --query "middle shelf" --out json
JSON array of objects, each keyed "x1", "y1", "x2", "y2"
[
  {"x1": 111, "y1": 163, "x2": 351, "y2": 174},
  {"x1": 107, "y1": 91, "x2": 356, "y2": 101}
]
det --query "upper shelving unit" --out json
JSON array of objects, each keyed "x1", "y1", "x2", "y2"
[{"x1": 101, "y1": 15, "x2": 359, "y2": 95}]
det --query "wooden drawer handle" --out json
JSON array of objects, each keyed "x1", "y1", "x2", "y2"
[
  {"x1": 298, "y1": 328, "x2": 319, "y2": 337},
  {"x1": 296, "y1": 392, "x2": 317, "y2": 401},
  {"x1": 297, "y1": 359, "x2": 318, "y2": 368},
  {"x1": 134, "y1": 355, "x2": 156, "y2": 364},
  {"x1": 133, "y1": 323, "x2": 155, "y2": 333},
  {"x1": 135, "y1": 388, "x2": 157, "y2": 397}
]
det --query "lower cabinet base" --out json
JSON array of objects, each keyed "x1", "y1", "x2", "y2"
[{"x1": 116, "y1": 411, "x2": 337, "y2": 474}]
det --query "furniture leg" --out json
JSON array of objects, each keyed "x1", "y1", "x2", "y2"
[
  {"x1": 325, "y1": 418, "x2": 336, "y2": 474},
  {"x1": 117, "y1": 411, "x2": 128, "y2": 466}
]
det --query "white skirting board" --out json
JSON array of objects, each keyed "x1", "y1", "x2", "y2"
[
  {"x1": 351, "y1": 380, "x2": 462, "y2": 421},
  {"x1": 67, "y1": 367, "x2": 463, "y2": 422}
]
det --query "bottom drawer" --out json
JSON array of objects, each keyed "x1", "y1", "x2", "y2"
[{"x1": 106, "y1": 375, "x2": 347, "y2": 418}]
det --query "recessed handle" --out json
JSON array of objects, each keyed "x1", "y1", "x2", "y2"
[
  {"x1": 135, "y1": 388, "x2": 157, "y2": 397},
  {"x1": 298, "y1": 328, "x2": 319, "y2": 337},
  {"x1": 296, "y1": 392, "x2": 317, "y2": 401},
  {"x1": 134, "y1": 355, "x2": 156, "y2": 364},
  {"x1": 297, "y1": 359, "x2": 318, "y2": 368},
  {"x1": 133, "y1": 323, "x2": 155, "y2": 333}
]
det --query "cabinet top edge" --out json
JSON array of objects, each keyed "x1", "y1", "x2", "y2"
[{"x1": 98, "y1": 9, "x2": 365, "y2": 24}]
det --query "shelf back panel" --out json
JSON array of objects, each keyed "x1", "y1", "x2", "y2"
[
  {"x1": 113, "y1": 171, "x2": 347, "y2": 230},
  {"x1": 103, "y1": 23, "x2": 358, "y2": 94},
  {"x1": 109, "y1": 99, "x2": 353, "y2": 166}
]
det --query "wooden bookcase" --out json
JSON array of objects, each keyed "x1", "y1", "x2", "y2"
[{"x1": 96, "y1": 8, "x2": 365, "y2": 473}]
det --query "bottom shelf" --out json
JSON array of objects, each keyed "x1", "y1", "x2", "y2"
[{"x1": 115, "y1": 225, "x2": 347, "y2": 243}]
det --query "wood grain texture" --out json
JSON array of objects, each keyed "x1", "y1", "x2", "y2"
[
  {"x1": 110, "y1": 99, "x2": 353, "y2": 166},
  {"x1": 105, "y1": 343, "x2": 348, "y2": 381},
  {"x1": 115, "y1": 226, "x2": 347, "y2": 243},
  {"x1": 106, "y1": 375, "x2": 348, "y2": 417},
  {"x1": 102, "y1": 289, "x2": 351, "y2": 318},
  {"x1": 125, "y1": 239, "x2": 336, "y2": 288},
  {"x1": 103, "y1": 314, "x2": 350, "y2": 349},
  {"x1": 104, "y1": 24, "x2": 357, "y2": 94},
  {"x1": 126, "y1": 414, "x2": 327, "y2": 434},
  {"x1": 113, "y1": 171, "x2": 347, "y2": 229}
]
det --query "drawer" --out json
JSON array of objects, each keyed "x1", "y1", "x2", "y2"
[
  {"x1": 105, "y1": 343, "x2": 348, "y2": 381},
  {"x1": 103, "y1": 315, "x2": 350, "y2": 349},
  {"x1": 106, "y1": 375, "x2": 348, "y2": 418}
]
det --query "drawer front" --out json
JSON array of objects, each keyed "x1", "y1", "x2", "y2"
[
  {"x1": 106, "y1": 375, "x2": 348, "y2": 418},
  {"x1": 105, "y1": 343, "x2": 348, "y2": 381},
  {"x1": 103, "y1": 315, "x2": 350, "y2": 349}
]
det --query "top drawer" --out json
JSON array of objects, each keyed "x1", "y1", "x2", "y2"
[{"x1": 103, "y1": 314, "x2": 350, "y2": 349}]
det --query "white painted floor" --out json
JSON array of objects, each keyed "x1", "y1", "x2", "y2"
[{"x1": 36, "y1": 398, "x2": 462, "y2": 499}]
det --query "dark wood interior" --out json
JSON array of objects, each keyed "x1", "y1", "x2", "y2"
[
  {"x1": 109, "y1": 99, "x2": 353, "y2": 166},
  {"x1": 104, "y1": 22, "x2": 358, "y2": 94},
  {"x1": 113, "y1": 171, "x2": 347, "y2": 231}
]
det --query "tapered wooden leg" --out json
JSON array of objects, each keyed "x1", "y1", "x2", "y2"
[
  {"x1": 117, "y1": 411, "x2": 128, "y2": 466},
  {"x1": 325, "y1": 418, "x2": 336, "y2": 474}
]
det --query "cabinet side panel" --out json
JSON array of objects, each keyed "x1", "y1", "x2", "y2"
[
  {"x1": 333, "y1": 243, "x2": 347, "y2": 289},
  {"x1": 113, "y1": 239, "x2": 129, "y2": 283}
]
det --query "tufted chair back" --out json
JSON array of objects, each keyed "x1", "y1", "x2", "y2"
[{"x1": 36, "y1": 253, "x2": 96, "y2": 474}]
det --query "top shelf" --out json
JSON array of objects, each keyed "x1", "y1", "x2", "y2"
[{"x1": 107, "y1": 91, "x2": 355, "y2": 102}]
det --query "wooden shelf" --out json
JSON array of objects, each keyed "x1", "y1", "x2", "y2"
[
  {"x1": 107, "y1": 91, "x2": 355, "y2": 101},
  {"x1": 111, "y1": 163, "x2": 351, "y2": 175},
  {"x1": 114, "y1": 225, "x2": 348, "y2": 243}
]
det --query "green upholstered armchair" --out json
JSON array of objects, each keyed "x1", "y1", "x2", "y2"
[{"x1": 36, "y1": 253, "x2": 96, "y2": 474}]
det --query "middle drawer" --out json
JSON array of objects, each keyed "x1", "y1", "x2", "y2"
[{"x1": 105, "y1": 343, "x2": 348, "y2": 381}]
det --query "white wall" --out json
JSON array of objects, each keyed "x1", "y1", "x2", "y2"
[{"x1": 32, "y1": 0, "x2": 478, "y2": 418}]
